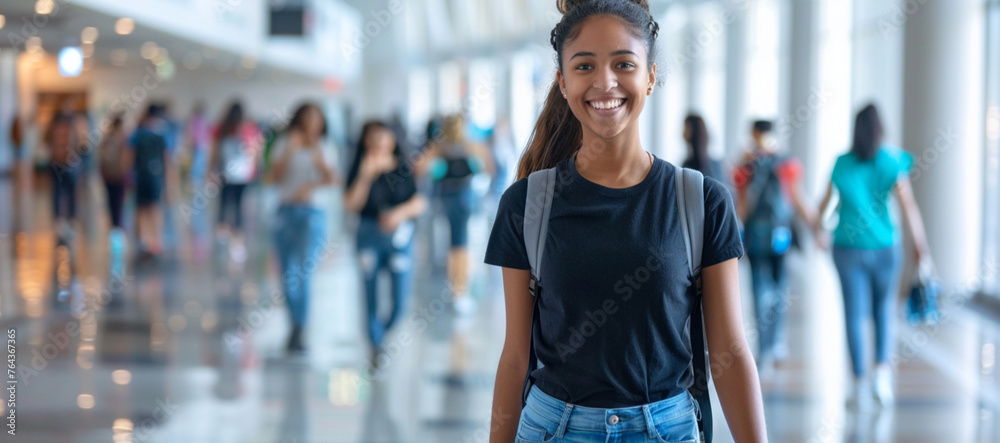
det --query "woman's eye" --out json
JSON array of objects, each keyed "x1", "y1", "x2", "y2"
[
  {"x1": 575, "y1": 64, "x2": 593, "y2": 71},
  {"x1": 617, "y1": 62, "x2": 636, "y2": 69}
]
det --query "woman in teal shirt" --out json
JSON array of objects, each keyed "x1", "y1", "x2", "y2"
[{"x1": 816, "y1": 104, "x2": 930, "y2": 409}]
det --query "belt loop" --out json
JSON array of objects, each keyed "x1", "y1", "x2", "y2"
[
  {"x1": 689, "y1": 391, "x2": 702, "y2": 421},
  {"x1": 554, "y1": 403, "x2": 574, "y2": 438},
  {"x1": 642, "y1": 404, "x2": 657, "y2": 439}
]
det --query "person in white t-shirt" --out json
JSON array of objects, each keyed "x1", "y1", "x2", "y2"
[
  {"x1": 209, "y1": 101, "x2": 259, "y2": 263},
  {"x1": 268, "y1": 102, "x2": 338, "y2": 353}
]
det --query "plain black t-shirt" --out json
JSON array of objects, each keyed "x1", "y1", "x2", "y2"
[
  {"x1": 484, "y1": 155, "x2": 743, "y2": 407},
  {"x1": 346, "y1": 155, "x2": 418, "y2": 220}
]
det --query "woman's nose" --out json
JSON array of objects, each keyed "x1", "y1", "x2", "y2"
[{"x1": 593, "y1": 66, "x2": 618, "y2": 91}]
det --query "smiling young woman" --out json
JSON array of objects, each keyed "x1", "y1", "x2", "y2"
[{"x1": 486, "y1": 1, "x2": 767, "y2": 442}]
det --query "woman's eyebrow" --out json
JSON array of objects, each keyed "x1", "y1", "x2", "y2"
[{"x1": 570, "y1": 50, "x2": 638, "y2": 60}]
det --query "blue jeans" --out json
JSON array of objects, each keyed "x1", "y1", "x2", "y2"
[
  {"x1": 272, "y1": 205, "x2": 325, "y2": 327},
  {"x1": 517, "y1": 386, "x2": 700, "y2": 443},
  {"x1": 357, "y1": 217, "x2": 415, "y2": 349},
  {"x1": 747, "y1": 254, "x2": 789, "y2": 360},
  {"x1": 832, "y1": 246, "x2": 901, "y2": 377},
  {"x1": 439, "y1": 188, "x2": 473, "y2": 248}
]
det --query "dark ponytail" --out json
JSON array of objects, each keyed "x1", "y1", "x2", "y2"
[
  {"x1": 851, "y1": 104, "x2": 883, "y2": 162},
  {"x1": 684, "y1": 114, "x2": 710, "y2": 173},
  {"x1": 516, "y1": 0, "x2": 659, "y2": 179}
]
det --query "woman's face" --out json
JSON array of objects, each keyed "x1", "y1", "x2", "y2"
[
  {"x1": 557, "y1": 15, "x2": 656, "y2": 141},
  {"x1": 365, "y1": 128, "x2": 395, "y2": 156},
  {"x1": 302, "y1": 107, "x2": 324, "y2": 137}
]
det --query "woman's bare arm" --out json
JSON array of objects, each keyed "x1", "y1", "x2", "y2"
[
  {"x1": 490, "y1": 268, "x2": 533, "y2": 443},
  {"x1": 702, "y1": 258, "x2": 768, "y2": 442},
  {"x1": 893, "y1": 177, "x2": 930, "y2": 263}
]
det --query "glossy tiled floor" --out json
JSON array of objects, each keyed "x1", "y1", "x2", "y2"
[{"x1": 1, "y1": 172, "x2": 998, "y2": 442}]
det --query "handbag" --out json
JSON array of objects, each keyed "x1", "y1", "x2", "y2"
[{"x1": 906, "y1": 259, "x2": 941, "y2": 325}]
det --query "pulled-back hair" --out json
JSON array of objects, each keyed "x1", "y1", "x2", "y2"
[
  {"x1": 684, "y1": 114, "x2": 710, "y2": 173},
  {"x1": 851, "y1": 104, "x2": 883, "y2": 161},
  {"x1": 516, "y1": 0, "x2": 659, "y2": 179}
]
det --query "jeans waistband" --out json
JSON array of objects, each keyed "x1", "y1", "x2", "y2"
[{"x1": 524, "y1": 385, "x2": 696, "y2": 433}]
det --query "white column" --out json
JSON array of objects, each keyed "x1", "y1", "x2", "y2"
[
  {"x1": 850, "y1": 0, "x2": 903, "y2": 146},
  {"x1": 0, "y1": 50, "x2": 16, "y2": 168},
  {"x1": 723, "y1": 1, "x2": 748, "y2": 160},
  {"x1": 783, "y1": 0, "x2": 820, "y2": 193},
  {"x1": 685, "y1": 19, "x2": 704, "y2": 111},
  {"x1": 903, "y1": 0, "x2": 984, "y2": 289}
]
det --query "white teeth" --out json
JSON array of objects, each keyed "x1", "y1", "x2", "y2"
[{"x1": 590, "y1": 99, "x2": 624, "y2": 110}]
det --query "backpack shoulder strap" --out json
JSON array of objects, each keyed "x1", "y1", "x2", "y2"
[
  {"x1": 674, "y1": 164, "x2": 705, "y2": 275},
  {"x1": 521, "y1": 167, "x2": 556, "y2": 407},
  {"x1": 524, "y1": 167, "x2": 557, "y2": 294},
  {"x1": 674, "y1": 164, "x2": 713, "y2": 443}
]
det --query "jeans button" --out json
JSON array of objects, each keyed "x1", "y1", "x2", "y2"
[{"x1": 609, "y1": 414, "x2": 619, "y2": 425}]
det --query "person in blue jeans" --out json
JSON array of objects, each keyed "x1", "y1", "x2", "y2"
[
  {"x1": 816, "y1": 104, "x2": 930, "y2": 408},
  {"x1": 268, "y1": 103, "x2": 338, "y2": 353},
  {"x1": 345, "y1": 121, "x2": 426, "y2": 363},
  {"x1": 733, "y1": 120, "x2": 815, "y2": 373},
  {"x1": 485, "y1": 1, "x2": 767, "y2": 441},
  {"x1": 419, "y1": 114, "x2": 494, "y2": 314}
]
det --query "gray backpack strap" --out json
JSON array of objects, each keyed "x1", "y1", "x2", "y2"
[
  {"x1": 521, "y1": 167, "x2": 557, "y2": 406},
  {"x1": 674, "y1": 164, "x2": 705, "y2": 274},
  {"x1": 674, "y1": 164, "x2": 712, "y2": 443},
  {"x1": 524, "y1": 167, "x2": 557, "y2": 295}
]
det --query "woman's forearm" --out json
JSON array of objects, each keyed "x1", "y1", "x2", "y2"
[
  {"x1": 343, "y1": 177, "x2": 374, "y2": 212},
  {"x1": 897, "y1": 183, "x2": 929, "y2": 254},
  {"x1": 399, "y1": 195, "x2": 427, "y2": 220},
  {"x1": 712, "y1": 340, "x2": 768, "y2": 442},
  {"x1": 490, "y1": 349, "x2": 526, "y2": 443}
]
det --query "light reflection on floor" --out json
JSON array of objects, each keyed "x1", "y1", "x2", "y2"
[{"x1": 0, "y1": 173, "x2": 997, "y2": 442}]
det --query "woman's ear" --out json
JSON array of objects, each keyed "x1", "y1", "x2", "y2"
[
  {"x1": 556, "y1": 71, "x2": 568, "y2": 99},
  {"x1": 647, "y1": 63, "x2": 657, "y2": 96}
]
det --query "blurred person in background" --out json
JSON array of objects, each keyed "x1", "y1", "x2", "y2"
[
  {"x1": 268, "y1": 102, "x2": 338, "y2": 354},
  {"x1": 420, "y1": 114, "x2": 494, "y2": 314},
  {"x1": 733, "y1": 119, "x2": 815, "y2": 374},
  {"x1": 97, "y1": 112, "x2": 132, "y2": 259},
  {"x1": 45, "y1": 102, "x2": 89, "y2": 244},
  {"x1": 683, "y1": 114, "x2": 726, "y2": 184},
  {"x1": 489, "y1": 116, "x2": 518, "y2": 196},
  {"x1": 210, "y1": 101, "x2": 257, "y2": 263},
  {"x1": 131, "y1": 105, "x2": 169, "y2": 260},
  {"x1": 815, "y1": 103, "x2": 930, "y2": 409},
  {"x1": 344, "y1": 121, "x2": 426, "y2": 363},
  {"x1": 185, "y1": 102, "x2": 212, "y2": 191}
]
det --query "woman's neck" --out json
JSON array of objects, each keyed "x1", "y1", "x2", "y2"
[{"x1": 574, "y1": 129, "x2": 651, "y2": 189}]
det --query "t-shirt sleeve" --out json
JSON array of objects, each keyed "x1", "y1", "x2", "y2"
[
  {"x1": 897, "y1": 149, "x2": 914, "y2": 176},
  {"x1": 484, "y1": 178, "x2": 531, "y2": 270},
  {"x1": 269, "y1": 135, "x2": 287, "y2": 164},
  {"x1": 777, "y1": 157, "x2": 803, "y2": 188},
  {"x1": 701, "y1": 177, "x2": 745, "y2": 268}
]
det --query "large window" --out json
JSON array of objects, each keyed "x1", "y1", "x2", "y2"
[{"x1": 984, "y1": 0, "x2": 1000, "y2": 295}]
